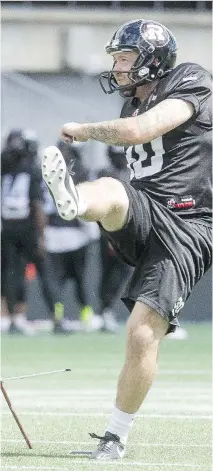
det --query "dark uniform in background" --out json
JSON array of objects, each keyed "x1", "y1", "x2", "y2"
[
  {"x1": 98, "y1": 145, "x2": 132, "y2": 332},
  {"x1": 1, "y1": 129, "x2": 61, "y2": 333},
  {"x1": 44, "y1": 140, "x2": 100, "y2": 331},
  {"x1": 101, "y1": 63, "x2": 212, "y2": 332}
]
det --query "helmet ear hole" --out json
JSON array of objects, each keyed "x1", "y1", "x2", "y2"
[{"x1": 148, "y1": 45, "x2": 155, "y2": 53}]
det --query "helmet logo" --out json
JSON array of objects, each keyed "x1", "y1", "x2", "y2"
[{"x1": 141, "y1": 23, "x2": 169, "y2": 47}]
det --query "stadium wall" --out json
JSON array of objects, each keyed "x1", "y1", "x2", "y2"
[{"x1": 1, "y1": 8, "x2": 212, "y2": 73}]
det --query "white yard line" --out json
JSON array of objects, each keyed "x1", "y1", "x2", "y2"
[
  {"x1": 3, "y1": 396, "x2": 211, "y2": 402},
  {"x1": 7, "y1": 388, "x2": 212, "y2": 400},
  {"x1": 157, "y1": 370, "x2": 211, "y2": 376},
  {"x1": 4, "y1": 388, "x2": 211, "y2": 396},
  {"x1": 2, "y1": 411, "x2": 211, "y2": 419},
  {"x1": 2, "y1": 464, "x2": 205, "y2": 469},
  {"x1": 3, "y1": 468, "x2": 68, "y2": 471},
  {"x1": 1, "y1": 402, "x2": 211, "y2": 412},
  {"x1": 2, "y1": 439, "x2": 211, "y2": 448},
  {"x1": 63, "y1": 463, "x2": 205, "y2": 468}
]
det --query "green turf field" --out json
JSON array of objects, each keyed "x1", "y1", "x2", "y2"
[{"x1": 1, "y1": 323, "x2": 212, "y2": 471}]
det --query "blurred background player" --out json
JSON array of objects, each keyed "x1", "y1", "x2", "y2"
[
  {"x1": 1, "y1": 129, "x2": 69, "y2": 334},
  {"x1": 98, "y1": 145, "x2": 132, "y2": 332},
  {"x1": 43, "y1": 139, "x2": 102, "y2": 332},
  {"x1": 1, "y1": 234, "x2": 30, "y2": 333}
]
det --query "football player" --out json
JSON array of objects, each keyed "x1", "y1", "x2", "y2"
[{"x1": 42, "y1": 19, "x2": 212, "y2": 459}]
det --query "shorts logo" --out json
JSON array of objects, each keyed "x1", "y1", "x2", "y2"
[
  {"x1": 167, "y1": 196, "x2": 195, "y2": 210},
  {"x1": 172, "y1": 297, "x2": 185, "y2": 316},
  {"x1": 182, "y1": 74, "x2": 197, "y2": 82}
]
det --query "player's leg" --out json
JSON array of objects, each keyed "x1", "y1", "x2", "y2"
[
  {"x1": 90, "y1": 302, "x2": 168, "y2": 460},
  {"x1": 42, "y1": 146, "x2": 129, "y2": 231},
  {"x1": 115, "y1": 302, "x2": 168, "y2": 412},
  {"x1": 101, "y1": 243, "x2": 132, "y2": 332},
  {"x1": 1, "y1": 234, "x2": 11, "y2": 333},
  {"x1": 3, "y1": 237, "x2": 20, "y2": 318},
  {"x1": 23, "y1": 230, "x2": 69, "y2": 334},
  {"x1": 65, "y1": 247, "x2": 96, "y2": 330},
  {"x1": 10, "y1": 256, "x2": 35, "y2": 335}
]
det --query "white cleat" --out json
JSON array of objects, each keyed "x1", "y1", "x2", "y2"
[
  {"x1": 42, "y1": 146, "x2": 78, "y2": 221},
  {"x1": 89, "y1": 432, "x2": 125, "y2": 460}
]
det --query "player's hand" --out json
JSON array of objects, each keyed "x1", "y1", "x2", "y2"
[{"x1": 61, "y1": 122, "x2": 88, "y2": 143}]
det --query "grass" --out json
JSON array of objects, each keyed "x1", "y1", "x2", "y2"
[{"x1": 1, "y1": 323, "x2": 212, "y2": 471}]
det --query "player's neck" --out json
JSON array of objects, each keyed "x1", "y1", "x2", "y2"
[{"x1": 135, "y1": 80, "x2": 159, "y2": 102}]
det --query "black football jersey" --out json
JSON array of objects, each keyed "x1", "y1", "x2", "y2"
[
  {"x1": 121, "y1": 62, "x2": 212, "y2": 218},
  {"x1": 1, "y1": 153, "x2": 43, "y2": 223}
]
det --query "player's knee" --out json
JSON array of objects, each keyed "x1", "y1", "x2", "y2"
[
  {"x1": 127, "y1": 321, "x2": 154, "y2": 359},
  {"x1": 126, "y1": 302, "x2": 168, "y2": 359},
  {"x1": 97, "y1": 177, "x2": 129, "y2": 210}
]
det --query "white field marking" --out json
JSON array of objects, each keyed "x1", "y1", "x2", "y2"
[
  {"x1": 2, "y1": 464, "x2": 205, "y2": 469},
  {"x1": 3, "y1": 468, "x2": 68, "y2": 471},
  {"x1": 2, "y1": 402, "x2": 211, "y2": 409},
  {"x1": 6, "y1": 388, "x2": 212, "y2": 396},
  {"x1": 1, "y1": 402, "x2": 211, "y2": 412},
  {"x1": 2, "y1": 396, "x2": 211, "y2": 403},
  {"x1": 3, "y1": 382, "x2": 212, "y2": 394},
  {"x1": 1, "y1": 397, "x2": 211, "y2": 411},
  {"x1": 7, "y1": 463, "x2": 207, "y2": 469},
  {"x1": 158, "y1": 370, "x2": 211, "y2": 376},
  {"x1": 2, "y1": 439, "x2": 212, "y2": 448},
  {"x1": 2, "y1": 411, "x2": 211, "y2": 419},
  {"x1": 4, "y1": 388, "x2": 212, "y2": 396}
]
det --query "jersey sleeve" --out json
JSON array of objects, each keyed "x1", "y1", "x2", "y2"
[{"x1": 164, "y1": 63, "x2": 212, "y2": 116}]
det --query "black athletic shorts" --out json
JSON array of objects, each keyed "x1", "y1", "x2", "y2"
[{"x1": 100, "y1": 183, "x2": 212, "y2": 333}]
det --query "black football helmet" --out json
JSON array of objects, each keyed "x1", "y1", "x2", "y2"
[
  {"x1": 5, "y1": 129, "x2": 26, "y2": 153},
  {"x1": 3, "y1": 128, "x2": 39, "y2": 163},
  {"x1": 99, "y1": 19, "x2": 177, "y2": 97}
]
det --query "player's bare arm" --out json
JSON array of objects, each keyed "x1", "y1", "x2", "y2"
[{"x1": 61, "y1": 98, "x2": 194, "y2": 146}]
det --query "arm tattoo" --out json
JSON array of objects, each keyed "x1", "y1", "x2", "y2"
[
  {"x1": 84, "y1": 99, "x2": 194, "y2": 147},
  {"x1": 86, "y1": 122, "x2": 129, "y2": 146}
]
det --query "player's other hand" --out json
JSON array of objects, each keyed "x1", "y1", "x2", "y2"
[{"x1": 61, "y1": 122, "x2": 88, "y2": 143}]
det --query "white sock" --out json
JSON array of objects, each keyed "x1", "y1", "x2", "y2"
[
  {"x1": 1, "y1": 316, "x2": 11, "y2": 332},
  {"x1": 14, "y1": 313, "x2": 27, "y2": 327},
  {"x1": 106, "y1": 406, "x2": 135, "y2": 444}
]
